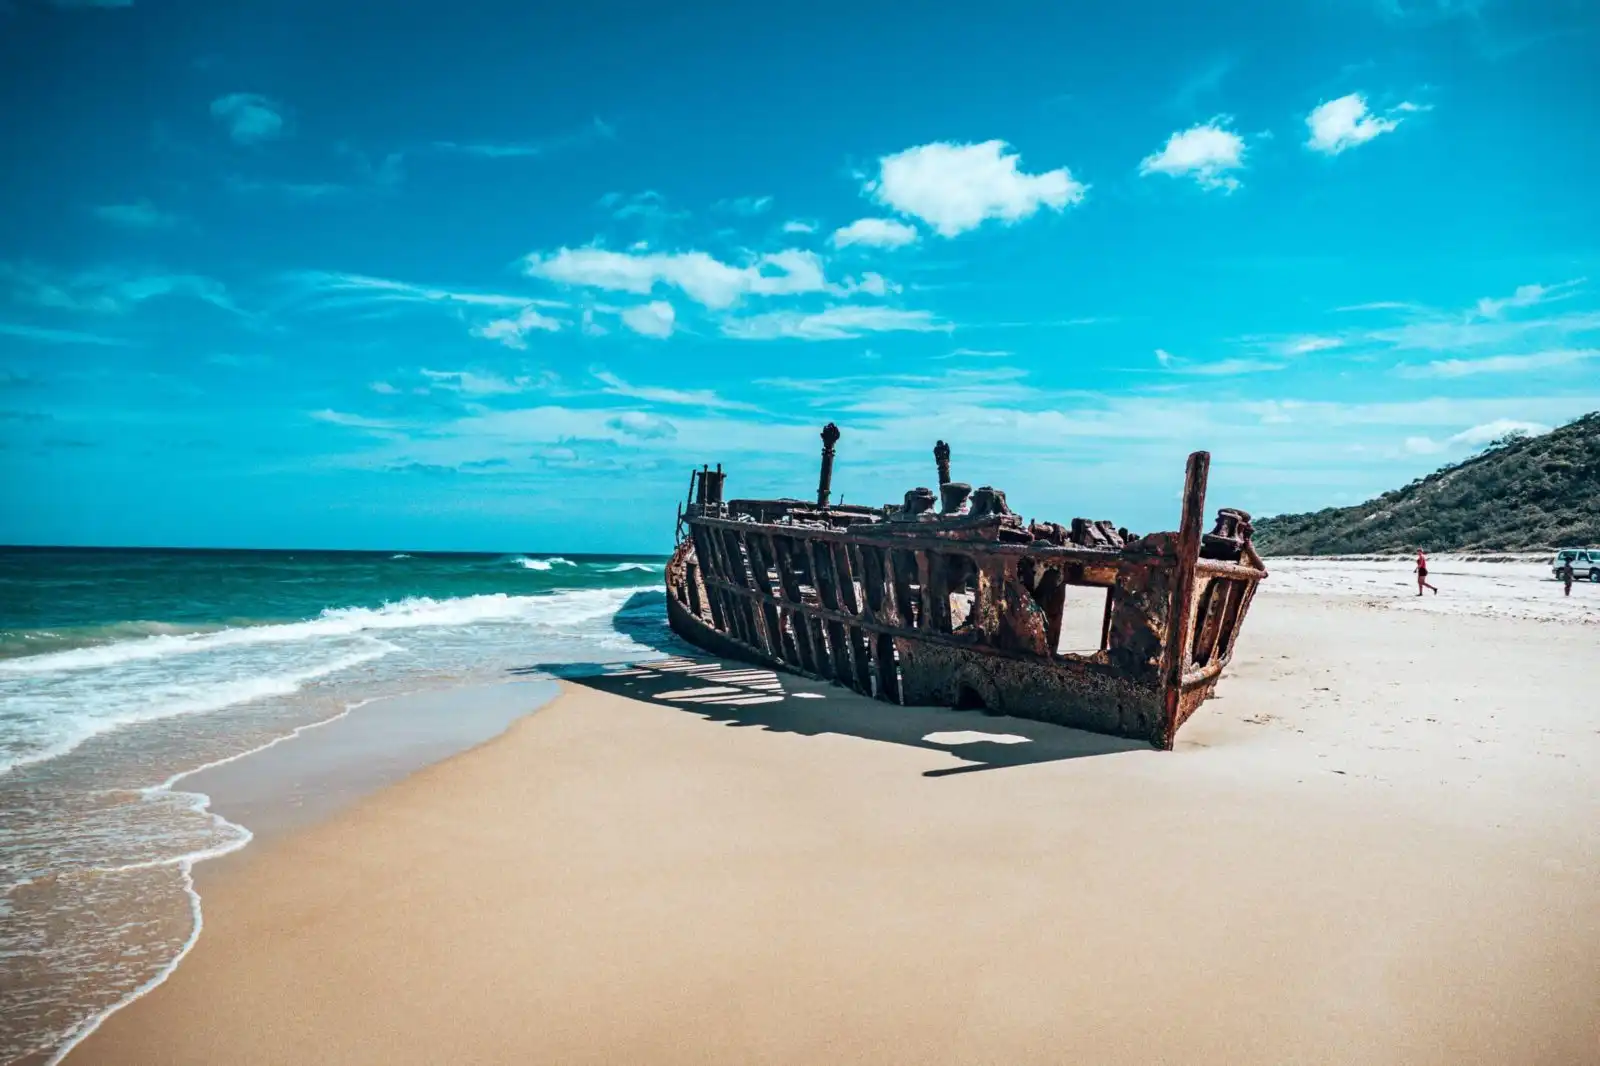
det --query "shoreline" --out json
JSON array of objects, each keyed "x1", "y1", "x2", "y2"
[
  {"x1": 65, "y1": 593, "x2": 1600, "y2": 1064},
  {"x1": 14, "y1": 679, "x2": 561, "y2": 1066}
]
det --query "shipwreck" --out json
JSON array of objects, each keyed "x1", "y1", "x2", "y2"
[{"x1": 665, "y1": 424, "x2": 1267, "y2": 749}]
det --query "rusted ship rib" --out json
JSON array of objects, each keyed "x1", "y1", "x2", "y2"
[{"x1": 665, "y1": 424, "x2": 1267, "y2": 749}]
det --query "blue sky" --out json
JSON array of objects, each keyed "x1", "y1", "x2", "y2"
[{"x1": 1, "y1": 0, "x2": 1597, "y2": 553}]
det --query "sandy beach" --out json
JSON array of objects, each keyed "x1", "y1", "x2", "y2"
[{"x1": 68, "y1": 578, "x2": 1600, "y2": 1065}]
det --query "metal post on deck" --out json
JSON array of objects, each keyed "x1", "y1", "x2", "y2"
[
  {"x1": 816, "y1": 423, "x2": 840, "y2": 507},
  {"x1": 1159, "y1": 450, "x2": 1209, "y2": 748},
  {"x1": 934, "y1": 440, "x2": 951, "y2": 487}
]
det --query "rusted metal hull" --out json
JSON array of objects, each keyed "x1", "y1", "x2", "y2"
[{"x1": 664, "y1": 437, "x2": 1266, "y2": 749}]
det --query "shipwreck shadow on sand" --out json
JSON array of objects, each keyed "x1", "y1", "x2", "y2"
[{"x1": 508, "y1": 590, "x2": 1150, "y2": 776}]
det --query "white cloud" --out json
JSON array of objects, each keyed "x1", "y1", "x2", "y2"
[
  {"x1": 1473, "y1": 278, "x2": 1584, "y2": 319},
  {"x1": 310, "y1": 409, "x2": 395, "y2": 430},
  {"x1": 1449, "y1": 418, "x2": 1550, "y2": 446},
  {"x1": 832, "y1": 217, "x2": 920, "y2": 249},
  {"x1": 1398, "y1": 348, "x2": 1597, "y2": 378},
  {"x1": 1405, "y1": 417, "x2": 1551, "y2": 456},
  {"x1": 369, "y1": 381, "x2": 399, "y2": 394},
  {"x1": 851, "y1": 272, "x2": 898, "y2": 297},
  {"x1": 1282, "y1": 336, "x2": 1343, "y2": 355},
  {"x1": 620, "y1": 300, "x2": 676, "y2": 339},
  {"x1": 864, "y1": 140, "x2": 1086, "y2": 237},
  {"x1": 525, "y1": 246, "x2": 828, "y2": 309},
  {"x1": 939, "y1": 348, "x2": 1012, "y2": 359},
  {"x1": 93, "y1": 201, "x2": 177, "y2": 229},
  {"x1": 605, "y1": 411, "x2": 677, "y2": 439},
  {"x1": 715, "y1": 195, "x2": 773, "y2": 216},
  {"x1": 1305, "y1": 93, "x2": 1415, "y2": 155},
  {"x1": 293, "y1": 272, "x2": 541, "y2": 310},
  {"x1": 0, "y1": 321, "x2": 129, "y2": 347},
  {"x1": 210, "y1": 93, "x2": 286, "y2": 145},
  {"x1": 720, "y1": 305, "x2": 950, "y2": 341},
  {"x1": 1155, "y1": 348, "x2": 1284, "y2": 375},
  {"x1": 599, "y1": 191, "x2": 688, "y2": 223},
  {"x1": 430, "y1": 118, "x2": 613, "y2": 161},
  {"x1": 592, "y1": 370, "x2": 758, "y2": 410},
  {"x1": 2, "y1": 264, "x2": 245, "y2": 318},
  {"x1": 471, "y1": 305, "x2": 563, "y2": 349},
  {"x1": 1174, "y1": 358, "x2": 1288, "y2": 376},
  {"x1": 1138, "y1": 119, "x2": 1246, "y2": 191},
  {"x1": 782, "y1": 220, "x2": 817, "y2": 234},
  {"x1": 420, "y1": 369, "x2": 547, "y2": 395}
]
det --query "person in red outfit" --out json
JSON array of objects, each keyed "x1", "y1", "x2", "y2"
[{"x1": 1415, "y1": 550, "x2": 1438, "y2": 596}]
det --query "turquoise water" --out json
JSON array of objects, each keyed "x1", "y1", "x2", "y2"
[
  {"x1": 1, "y1": 547, "x2": 668, "y2": 660},
  {"x1": 0, "y1": 546, "x2": 674, "y2": 1064}
]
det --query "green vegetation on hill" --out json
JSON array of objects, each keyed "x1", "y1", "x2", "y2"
[{"x1": 1253, "y1": 412, "x2": 1600, "y2": 555}]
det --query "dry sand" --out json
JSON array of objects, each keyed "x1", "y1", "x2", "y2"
[{"x1": 70, "y1": 589, "x2": 1600, "y2": 1065}]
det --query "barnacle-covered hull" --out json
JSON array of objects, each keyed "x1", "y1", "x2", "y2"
[{"x1": 664, "y1": 427, "x2": 1266, "y2": 749}]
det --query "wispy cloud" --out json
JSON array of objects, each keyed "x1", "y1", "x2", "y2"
[
  {"x1": 1281, "y1": 336, "x2": 1343, "y2": 355},
  {"x1": 1305, "y1": 93, "x2": 1420, "y2": 155},
  {"x1": 1398, "y1": 348, "x2": 1597, "y2": 378},
  {"x1": 226, "y1": 146, "x2": 402, "y2": 201},
  {"x1": 782, "y1": 220, "x2": 817, "y2": 235},
  {"x1": 720, "y1": 305, "x2": 950, "y2": 341},
  {"x1": 1154, "y1": 348, "x2": 1286, "y2": 375},
  {"x1": 592, "y1": 370, "x2": 758, "y2": 411},
  {"x1": 1473, "y1": 278, "x2": 1585, "y2": 319},
  {"x1": 1168, "y1": 56, "x2": 1235, "y2": 114},
  {"x1": 864, "y1": 140, "x2": 1086, "y2": 237},
  {"x1": 291, "y1": 271, "x2": 542, "y2": 311},
  {"x1": 1176, "y1": 358, "x2": 1287, "y2": 376},
  {"x1": 1368, "y1": 309, "x2": 1600, "y2": 352},
  {"x1": 309, "y1": 409, "x2": 398, "y2": 431},
  {"x1": 1, "y1": 262, "x2": 245, "y2": 317},
  {"x1": 1139, "y1": 118, "x2": 1246, "y2": 191},
  {"x1": 598, "y1": 191, "x2": 689, "y2": 224},
  {"x1": 210, "y1": 93, "x2": 287, "y2": 145},
  {"x1": 419, "y1": 369, "x2": 552, "y2": 395},
  {"x1": 0, "y1": 321, "x2": 130, "y2": 346},
  {"x1": 92, "y1": 201, "x2": 178, "y2": 229},
  {"x1": 432, "y1": 117, "x2": 614, "y2": 160},
  {"x1": 713, "y1": 195, "x2": 773, "y2": 216}
]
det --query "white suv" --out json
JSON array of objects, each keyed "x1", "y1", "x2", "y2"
[{"x1": 1551, "y1": 549, "x2": 1600, "y2": 582}]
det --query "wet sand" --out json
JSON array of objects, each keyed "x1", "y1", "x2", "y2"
[{"x1": 70, "y1": 592, "x2": 1600, "y2": 1065}]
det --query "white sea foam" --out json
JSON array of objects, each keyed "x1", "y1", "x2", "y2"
[
  {"x1": 0, "y1": 587, "x2": 653, "y2": 776},
  {"x1": 601, "y1": 562, "x2": 663, "y2": 573},
  {"x1": 512, "y1": 556, "x2": 575, "y2": 570},
  {"x1": 2, "y1": 592, "x2": 601, "y2": 675},
  {"x1": 0, "y1": 643, "x2": 395, "y2": 776}
]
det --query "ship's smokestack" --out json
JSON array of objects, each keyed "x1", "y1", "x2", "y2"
[
  {"x1": 934, "y1": 440, "x2": 951, "y2": 487},
  {"x1": 705, "y1": 463, "x2": 726, "y2": 509},
  {"x1": 816, "y1": 423, "x2": 840, "y2": 508}
]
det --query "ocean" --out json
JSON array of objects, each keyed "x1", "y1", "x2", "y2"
[{"x1": 0, "y1": 547, "x2": 675, "y2": 1064}]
